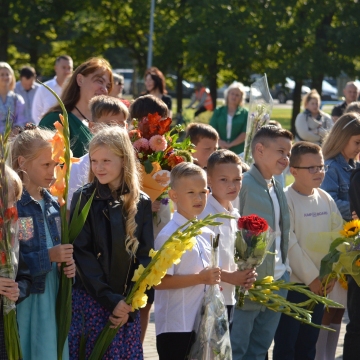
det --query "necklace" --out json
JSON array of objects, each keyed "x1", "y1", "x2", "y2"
[{"x1": 74, "y1": 106, "x2": 89, "y2": 122}]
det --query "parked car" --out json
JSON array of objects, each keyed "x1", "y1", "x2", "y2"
[
  {"x1": 112, "y1": 68, "x2": 133, "y2": 94},
  {"x1": 320, "y1": 80, "x2": 338, "y2": 101},
  {"x1": 271, "y1": 78, "x2": 311, "y2": 104},
  {"x1": 166, "y1": 75, "x2": 195, "y2": 98}
]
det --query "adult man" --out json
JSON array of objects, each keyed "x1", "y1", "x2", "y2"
[
  {"x1": 14, "y1": 66, "x2": 40, "y2": 123},
  {"x1": 109, "y1": 73, "x2": 125, "y2": 98},
  {"x1": 331, "y1": 82, "x2": 359, "y2": 122},
  {"x1": 32, "y1": 55, "x2": 73, "y2": 124},
  {"x1": 186, "y1": 82, "x2": 214, "y2": 119}
]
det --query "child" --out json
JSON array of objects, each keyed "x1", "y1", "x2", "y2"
[
  {"x1": 154, "y1": 162, "x2": 221, "y2": 360},
  {"x1": 321, "y1": 112, "x2": 360, "y2": 221},
  {"x1": 68, "y1": 126, "x2": 153, "y2": 359},
  {"x1": 0, "y1": 166, "x2": 32, "y2": 359},
  {"x1": 11, "y1": 128, "x2": 76, "y2": 360},
  {"x1": 185, "y1": 122, "x2": 219, "y2": 169},
  {"x1": 272, "y1": 141, "x2": 342, "y2": 360},
  {"x1": 230, "y1": 125, "x2": 293, "y2": 360},
  {"x1": 67, "y1": 95, "x2": 129, "y2": 209},
  {"x1": 199, "y1": 150, "x2": 257, "y2": 331},
  {"x1": 129, "y1": 94, "x2": 170, "y2": 342}
]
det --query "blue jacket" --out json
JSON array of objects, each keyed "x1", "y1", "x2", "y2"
[
  {"x1": 321, "y1": 153, "x2": 360, "y2": 221},
  {"x1": 17, "y1": 189, "x2": 61, "y2": 294},
  {"x1": 239, "y1": 164, "x2": 290, "y2": 310}
]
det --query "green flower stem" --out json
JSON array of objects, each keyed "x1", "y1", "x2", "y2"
[{"x1": 247, "y1": 279, "x2": 343, "y2": 331}]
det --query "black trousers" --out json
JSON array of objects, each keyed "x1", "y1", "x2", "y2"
[
  {"x1": 194, "y1": 106, "x2": 207, "y2": 117},
  {"x1": 156, "y1": 331, "x2": 195, "y2": 360},
  {"x1": 344, "y1": 276, "x2": 360, "y2": 359}
]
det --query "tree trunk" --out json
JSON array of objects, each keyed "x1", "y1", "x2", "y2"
[
  {"x1": 311, "y1": 74, "x2": 324, "y2": 96},
  {"x1": 291, "y1": 79, "x2": 303, "y2": 135},
  {"x1": 0, "y1": 0, "x2": 10, "y2": 61},
  {"x1": 176, "y1": 59, "x2": 183, "y2": 114}
]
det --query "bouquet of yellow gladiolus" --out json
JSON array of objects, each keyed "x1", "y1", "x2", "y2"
[
  {"x1": 38, "y1": 81, "x2": 95, "y2": 360},
  {"x1": 88, "y1": 213, "x2": 233, "y2": 360},
  {"x1": 247, "y1": 276, "x2": 343, "y2": 331}
]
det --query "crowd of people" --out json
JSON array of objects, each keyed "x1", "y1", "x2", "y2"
[{"x1": 0, "y1": 55, "x2": 360, "y2": 360}]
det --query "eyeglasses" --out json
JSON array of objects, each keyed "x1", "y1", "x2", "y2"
[{"x1": 292, "y1": 165, "x2": 328, "y2": 174}]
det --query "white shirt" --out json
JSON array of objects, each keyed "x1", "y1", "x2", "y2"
[
  {"x1": 154, "y1": 212, "x2": 213, "y2": 335},
  {"x1": 226, "y1": 114, "x2": 233, "y2": 140},
  {"x1": 199, "y1": 194, "x2": 239, "y2": 305},
  {"x1": 32, "y1": 77, "x2": 63, "y2": 124},
  {"x1": 266, "y1": 179, "x2": 290, "y2": 280},
  {"x1": 67, "y1": 153, "x2": 90, "y2": 210},
  {"x1": 286, "y1": 186, "x2": 343, "y2": 285}
]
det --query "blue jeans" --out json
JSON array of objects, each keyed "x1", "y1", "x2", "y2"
[
  {"x1": 273, "y1": 288, "x2": 324, "y2": 360},
  {"x1": 231, "y1": 271, "x2": 290, "y2": 360}
]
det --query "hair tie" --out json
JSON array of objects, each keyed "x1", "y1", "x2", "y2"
[{"x1": 342, "y1": 118, "x2": 358, "y2": 130}]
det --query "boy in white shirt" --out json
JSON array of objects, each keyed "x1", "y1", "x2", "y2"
[
  {"x1": 154, "y1": 162, "x2": 221, "y2": 360},
  {"x1": 273, "y1": 141, "x2": 342, "y2": 360},
  {"x1": 199, "y1": 149, "x2": 257, "y2": 330}
]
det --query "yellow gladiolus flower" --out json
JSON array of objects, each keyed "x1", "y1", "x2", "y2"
[
  {"x1": 183, "y1": 237, "x2": 196, "y2": 250},
  {"x1": 340, "y1": 219, "x2": 360, "y2": 238},
  {"x1": 149, "y1": 249, "x2": 158, "y2": 258},
  {"x1": 131, "y1": 264, "x2": 145, "y2": 282},
  {"x1": 261, "y1": 289, "x2": 271, "y2": 294},
  {"x1": 260, "y1": 276, "x2": 274, "y2": 284},
  {"x1": 131, "y1": 290, "x2": 148, "y2": 310}
]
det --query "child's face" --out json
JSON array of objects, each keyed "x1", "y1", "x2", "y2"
[
  {"x1": 194, "y1": 137, "x2": 218, "y2": 169},
  {"x1": 90, "y1": 145, "x2": 124, "y2": 190},
  {"x1": 169, "y1": 175, "x2": 208, "y2": 219},
  {"x1": 255, "y1": 137, "x2": 291, "y2": 178},
  {"x1": 342, "y1": 134, "x2": 360, "y2": 161},
  {"x1": 89, "y1": 112, "x2": 127, "y2": 133},
  {"x1": 208, "y1": 163, "x2": 242, "y2": 208},
  {"x1": 290, "y1": 152, "x2": 325, "y2": 190},
  {"x1": 19, "y1": 147, "x2": 57, "y2": 190}
]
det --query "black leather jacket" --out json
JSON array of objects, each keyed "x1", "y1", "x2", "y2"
[{"x1": 70, "y1": 181, "x2": 154, "y2": 317}]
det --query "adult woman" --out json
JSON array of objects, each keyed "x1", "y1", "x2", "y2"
[
  {"x1": 144, "y1": 67, "x2": 172, "y2": 114},
  {"x1": 209, "y1": 82, "x2": 248, "y2": 154},
  {"x1": 295, "y1": 89, "x2": 333, "y2": 145},
  {"x1": 0, "y1": 62, "x2": 26, "y2": 132},
  {"x1": 39, "y1": 57, "x2": 113, "y2": 157}
]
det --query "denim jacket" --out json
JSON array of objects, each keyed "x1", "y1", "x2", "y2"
[
  {"x1": 17, "y1": 189, "x2": 61, "y2": 294},
  {"x1": 321, "y1": 153, "x2": 360, "y2": 221}
]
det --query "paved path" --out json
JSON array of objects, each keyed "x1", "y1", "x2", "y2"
[{"x1": 143, "y1": 307, "x2": 348, "y2": 359}]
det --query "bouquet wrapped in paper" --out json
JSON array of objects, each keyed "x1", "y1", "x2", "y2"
[
  {"x1": 235, "y1": 214, "x2": 275, "y2": 307},
  {"x1": 129, "y1": 113, "x2": 194, "y2": 202},
  {"x1": 243, "y1": 74, "x2": 273, "y2": 165},
  {"x1": 189, "y1": 234, "x2": 232, "y2": 360}
]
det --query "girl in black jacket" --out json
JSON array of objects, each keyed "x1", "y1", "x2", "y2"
[{"x1": 69, "y1": 126, "x2": 153, "y2": 359}]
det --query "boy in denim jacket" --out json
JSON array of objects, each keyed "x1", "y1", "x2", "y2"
[{"x1": 230, "y1": 126, "x2": 293, "y2": 360}]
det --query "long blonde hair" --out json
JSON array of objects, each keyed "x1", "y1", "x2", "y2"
[
  {"x1": 10, "y1": 128, "x2": 55, "y2": 181},
  {"x1": 322, "y1": 112, "x2": 360, "y2": 160},
  {"x1": 88, "y1": 126, "x2": 140, "y2": 255}
]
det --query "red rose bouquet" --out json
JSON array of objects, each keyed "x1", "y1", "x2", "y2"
[
  {"x1": 130, "y1": 113, "x2": 194, "y2": 201},
  {"x1": 235, "y1": 214, "x2": 275, "y2": 307}
]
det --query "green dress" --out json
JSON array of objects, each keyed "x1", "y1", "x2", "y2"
[
  {"x1": 39, "y1": 112, "x2": 92, "y2": 158},
  {"x1": 209, "y1": 105, "x2": 248, "y2": 154}
]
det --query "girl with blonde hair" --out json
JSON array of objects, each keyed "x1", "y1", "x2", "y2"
[
  {"x1": 295, "y1": 89, "x2": 333, "y2": 145},
  {"x1": 68, "y1": 126, "x2": 153, "y2": 359},
  {"x1": 39, "y1": 57, "x2": 113, "y2": 157},
  {"x1": 316, "y1": 112, "x2": 360, "y2": 360},
  {"x1": 11, "y1": 128, "x2": 76, "y2": 359},
  {"x1": 0, "y1": 62, "x2": 26, "y2": 132}
]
